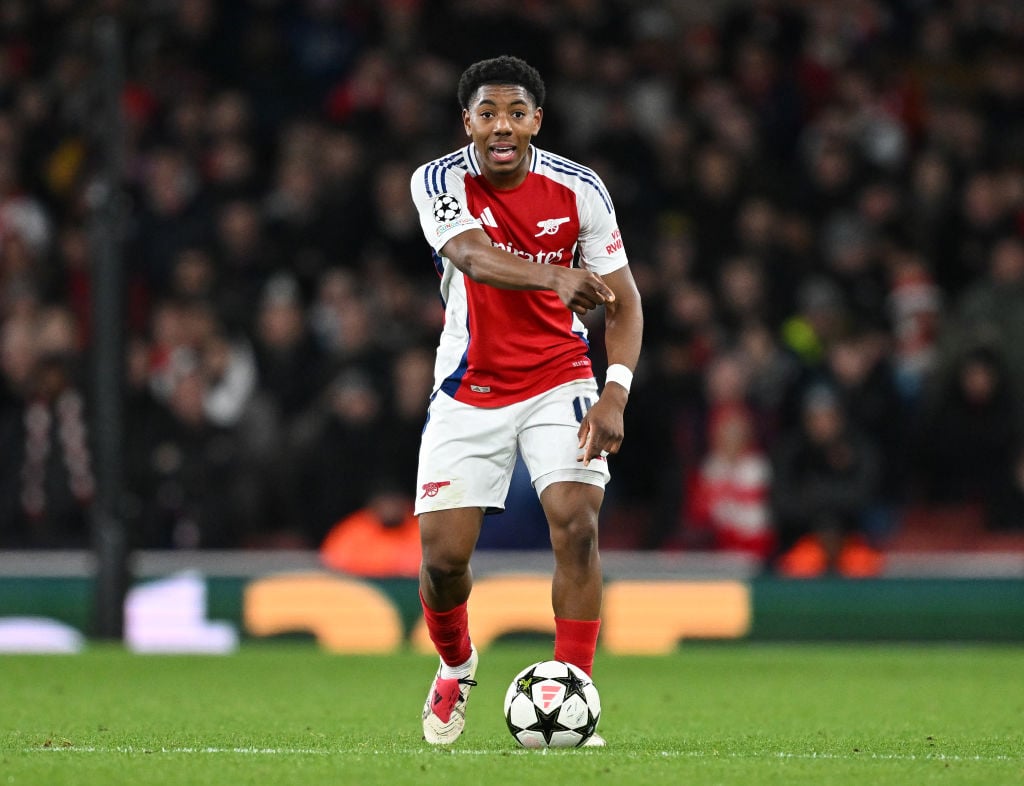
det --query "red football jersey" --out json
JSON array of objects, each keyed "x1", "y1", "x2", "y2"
[{"x1": 411, "y1": 144, "x2": 628, "y2": 407}]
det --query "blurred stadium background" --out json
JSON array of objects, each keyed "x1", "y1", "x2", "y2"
[{"x1": 0, "y1": 0, "x2": 1023, "y2": 649}]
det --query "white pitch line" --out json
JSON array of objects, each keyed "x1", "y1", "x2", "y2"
[
  {"x1": 25, "y1": 747, "x2": 329, "y2": 755},
  {"x1": 21, "y1": 746, "x2": 1023, "y2": 763},
  {"x1": 762, "y1": 751, "x2": 1021, "y2": 763}
]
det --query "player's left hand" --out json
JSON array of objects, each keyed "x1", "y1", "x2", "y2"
[{"x1": 577, "y1": 388, "x2": 627, "y2": 466}]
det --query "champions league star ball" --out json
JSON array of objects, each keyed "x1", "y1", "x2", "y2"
[
  {"x1": 503, "y1": 661, "x2": 601, "y2": 748},
  {"x1": 432, "y1": 193, "x2": 462, "y2": 222}
]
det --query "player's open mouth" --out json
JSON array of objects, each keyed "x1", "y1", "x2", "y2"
[{"x1": 489, "y1": 145, "x2": 517, "y2": 162}]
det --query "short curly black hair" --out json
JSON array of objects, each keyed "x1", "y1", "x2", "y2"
[{"x1": 457, "y1": 55, "x2": 546, "y2": 110}]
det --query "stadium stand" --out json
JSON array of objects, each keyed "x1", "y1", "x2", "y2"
[{"x1": 0, "y1": 0, "x2": 1022, "y2": 574}]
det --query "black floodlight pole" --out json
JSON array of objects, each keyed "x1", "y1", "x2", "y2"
[{"x1": 89, "y1": 15, "x2": 131, "y2": 640}]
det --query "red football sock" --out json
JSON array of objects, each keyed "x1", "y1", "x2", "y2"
[
  {"x1": 420, "y1": 591, "x2": 473, "y2": 667},
  {"x1": 554, "y1": 617, "x2": 601, "y2": 676}
]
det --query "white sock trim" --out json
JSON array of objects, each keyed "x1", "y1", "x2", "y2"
[{"x1": 439, "y1": 645, "x2": 476, "y2": 680}]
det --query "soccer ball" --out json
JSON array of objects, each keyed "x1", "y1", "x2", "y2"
[{"x1": 503, "y1": 660, "x2": 601, "y2": 748}]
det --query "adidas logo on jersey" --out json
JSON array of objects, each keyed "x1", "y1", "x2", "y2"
[{"x1": 478, "y1": 206, "x2": 498, "y2": 227}]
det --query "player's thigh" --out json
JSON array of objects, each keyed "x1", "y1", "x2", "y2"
[
  {"x1": 416, "y1": 393, "x2": 519, "y2": 515},
  {"x1": 539, "y1": 480, "x2": 604, "y2": 535}
]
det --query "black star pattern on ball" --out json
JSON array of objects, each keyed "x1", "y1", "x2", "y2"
[
  {"x1": 505, "y1": 705, "x2": 526, "y2": 736},
  {"x1": 577, "y1": 708, "x2": 600, "y2": 746},
  {"x1": 514, "y1": 667, "x2": 542, "y2": 701},
  {"x1": 525, "y1": 705, "x2": 574, "y2": 746},
  {"x1": 553, "y1": 668, "x2": 590, "y2": 703}
]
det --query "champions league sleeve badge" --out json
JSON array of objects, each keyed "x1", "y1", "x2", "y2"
[{"x1": 432, "y1": 193, "x2": 463, "y2": 222}]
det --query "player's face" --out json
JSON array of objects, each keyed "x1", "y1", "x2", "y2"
[{"x1": 463, "y1": 84, "x2": 542, "y2": 188}]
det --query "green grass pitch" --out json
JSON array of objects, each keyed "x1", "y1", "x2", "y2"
[{"x1": 1, "y1": 643, "x2": 1022, "y2": 785}]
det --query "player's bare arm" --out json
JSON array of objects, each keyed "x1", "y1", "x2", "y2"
[
  {"x1": 440, "y1": 228, "x2": 616, "y2": 314},
  {"x1": 578, "y1": 264, "x2": 643, "y2": 465}
]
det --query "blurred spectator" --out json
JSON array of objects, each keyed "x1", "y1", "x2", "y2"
[
  {"x1": 213, "y1": 198, "x2": 280, "y2": 331},
  {"x1": 252, "y1": 273, "x2": 330, "y2": 422},
  {"x1": 949, "y1": 172, "x2": 1015, "y2": 293},
  {"x1": 781, "y1": 276, "x2": 848, "y2": 365},
  {"x1": 705, "y1": 350, "x2": 751, "y2": 408},
  {"x1": 131, "y1": 146, "x2": 212, "y2": 296},
  {"x1": 309, "y1": 267, "x2": 360, "y2": 355},
  {"x1": 263, "y1": 142, "x2": 329, "y2": 290},
  {"x1": 816, "y1": 328, "x2": 908, "y2": 539},
  {"x1": 168, "y1": 246, "x2": 218, "y2": 303},
  {"x1": 123, "y1": 349, "x2": 252, "y2": 548},
  {"x1": 942, "y1": 236, "x2": 1024, "y2": 424},
  {"x1": 771, "y1": 384, "x2": 883, "y2": 577},
  {"x1": 289, "y1": 368, "x2": 386, "y2": 545},
  {"x1": 733, "y1": 196, "x2": 797, "y2": 318},
  {"x1": 715, "y1": 255, "x2": 774, "y2": 338},
  {"x1": 316, "y1": 129, "x2": 373, "y2": 258},
  {"x1": 0, "y1": 309, "x2": 93, "y2": 546},
  {"x1": 319, "y1": 482, "x2": 420, "y2": 578},
  {"x1": 736, "y1": 320, "x2": 801, "y2": 443},
  {"x1": 885, "y1": 247, "x2": 942, "y2": 404},
  {"x1": 796, "y1": 138, "x2": 859, "y2": 227},
  {"x1": 819, "y1": 210, "x2": 888, "y2": 328},
  {"x1": 663, "y1": 280, "x2": 722, "y2": 371},
  {"x1": 905, "y1": 150, "x2": 958, "y2": 292},
  {"x1": 686, "y1": 144, "x2": 744, "y2": 281},
  {"x1": 199, "y1": 324, "x2": 258, "y2": 429},
  {"x1": 681, "y1": 403, "x2": 774, "y2": 560},
  {"x1": 366, "y1": 159, "x2": 426, "y2": 282},
  {"x1": 0, "y1": 313, "x2": 38, "y2": 414},
  {"x1": 654, "y1": 350, "x2": 755, "y2": 551},
  {"x1": 916, "y1": 345, "x2": 1020, "y2": 529},
  {"x1": 307, "y1": 267, "x2": 381, "y2": 368}
]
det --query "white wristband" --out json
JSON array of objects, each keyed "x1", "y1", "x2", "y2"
[{"x1": 605, "y1": 363, "x2": 633, "y2": 393}]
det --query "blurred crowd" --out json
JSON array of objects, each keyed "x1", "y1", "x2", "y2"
[{"x1": 1, "y1": 0, "x2": 1024, "y2": 571}]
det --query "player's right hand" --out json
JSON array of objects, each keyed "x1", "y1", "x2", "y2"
[{"x1": 555, "y1": 268, "x2": 616, "y2": 314}]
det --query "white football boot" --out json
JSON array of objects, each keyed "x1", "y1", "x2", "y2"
[{"x1": 422, "y1": 647, "x2": 479, "y2": 745}]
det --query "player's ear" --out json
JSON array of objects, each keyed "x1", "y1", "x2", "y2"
[
  {"x1": 532, "y1": 107, "x2": 543, "y2": 137},
  {"x1": 463, "y1": 108, "x2": 472, "y2": 136}
]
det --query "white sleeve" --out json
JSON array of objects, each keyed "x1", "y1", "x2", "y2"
[
  {"x1": 576, "y1": 171, "x2": 629, "y2": 275},
  {"x1": 410, "y1": 163, "x2": 482, "y2": 253}
]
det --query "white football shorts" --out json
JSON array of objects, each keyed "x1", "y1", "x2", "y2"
[{"x1": 415, "y1": 379, "x2": 611, "y2": 515}]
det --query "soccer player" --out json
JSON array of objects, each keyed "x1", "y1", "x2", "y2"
[{"x1": 410, "y1": 55, "x2": 643, "y2": 746}]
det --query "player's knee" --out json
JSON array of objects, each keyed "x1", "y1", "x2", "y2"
[
  {"x1": 421, "y1": 553, "x2": 471, "y2": 590},
  {"x1": 550, "y1": 515, "x2": 599, "y2": 561}
]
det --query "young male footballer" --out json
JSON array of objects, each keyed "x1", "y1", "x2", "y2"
[{"x1": 409, "y1": 55, "x2": 643, "y2": 746}]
